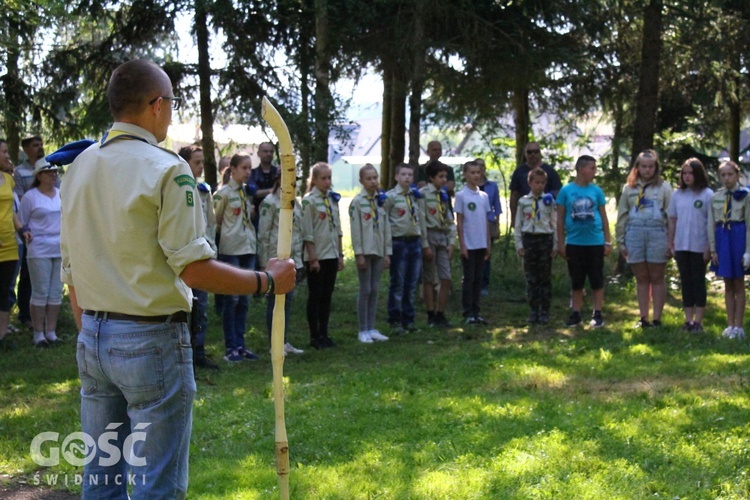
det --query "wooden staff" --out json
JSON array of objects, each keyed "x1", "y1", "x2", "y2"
[{"x1": 261, "y1": 96, "x2": 294, "y2": 499}]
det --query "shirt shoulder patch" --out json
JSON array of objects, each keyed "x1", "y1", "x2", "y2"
[{"x1": 174, "y1": 174, "x2": 196, "y2": 189}]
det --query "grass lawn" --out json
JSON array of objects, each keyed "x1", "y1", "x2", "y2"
[{"x1": 1, "y1": 224, "x2": 749, "y2": 499}]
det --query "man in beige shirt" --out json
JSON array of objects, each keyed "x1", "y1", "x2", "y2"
[{"x1": 60, "y1": 59, "x2": 294, "y2": 499}]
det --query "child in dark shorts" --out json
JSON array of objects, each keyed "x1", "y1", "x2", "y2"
[{"x1": 556, "y1": 155, "x2": 613, "y2": 328}]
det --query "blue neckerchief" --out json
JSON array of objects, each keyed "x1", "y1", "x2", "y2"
[
  {"x1": 439, "y1": 187, "x2": 450, "y2": 203},
  {"x1": 245, "y1": 184, "x2": 258, "y2": 196},
  {"x1": 733, "y1": 186, "x2": 749, "y2": 201},
  {"x1": 376, "y1": 189, "x2": 387, "y2": 207},
  {"x1": 542, "y1": 193, "x2": 554, "y2": 206},
  {"x1": 329, "y1": 191, "x2": 341, "y2": 202},
  {"x1": 198, "y1": 182, "x2": 210, "y2": 193},
  {"x1": 46, "y1": 139, "x2": 96, "y2": 165},
  {"x1": 409, "y1": 184, "x2": 422, "y2": 199}
]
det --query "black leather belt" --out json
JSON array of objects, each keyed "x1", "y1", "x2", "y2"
[
  {"x1": 393, "y1": 236, "x2": 420, "y2": 242},
  {"x1": 83, "y1": 310, "x2": 189, "y2": 323}
]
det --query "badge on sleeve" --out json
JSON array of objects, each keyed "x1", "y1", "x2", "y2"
[
  {"x1": 174, "y1": 174, "x2": 197, "y2": 189},
  {"x1": 186, "y1": 191, "x2": 194, "y2": 207}
]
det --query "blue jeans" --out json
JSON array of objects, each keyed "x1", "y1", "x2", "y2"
[
  {"x1": 191, "y1": 289, "x2": 208, "y2": 348},
  {"x1": 388, "y1": 238, "x2": 422, "y2": 325},
  {"x1": 77, "y1": 315, "x2": 195, "y2": 499},
  {"x1": 218, "y1": 254, "x2": 255, "y2": 351}
]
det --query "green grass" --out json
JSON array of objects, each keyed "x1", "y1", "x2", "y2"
[{"x1": 2, "y1": 232, "x2": 750, "y2": 499}]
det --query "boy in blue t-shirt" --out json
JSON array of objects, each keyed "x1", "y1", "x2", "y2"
[{"x1": 556, "y1": 155, "x2": 612, "y2": 328}]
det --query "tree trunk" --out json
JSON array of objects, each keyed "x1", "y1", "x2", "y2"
[
  {"x1": 728, "y1": 57, "x2": 741, "y2": 163},
  {"x1": 407, "y1": 1, "x2": 426, "y2": 168},
  {"x1": 512, "y1": 83, "x2": 530, "y2": 167},
  {"x1": 298, "y1": 0, "x2": 314, "y2": 188},
  {"x1": 389, "y1": 72, "x2": 408, "y2": 178},
  {"x1": 381, "y1": 67, "x2": 393, "y2": 189},
  {"x1": 630, "y1": 0, "x2": 662, "y2": 164},
  {"x1": 194, "y1": 0, "x2": 217, "y2": 188},
  {"x1": 313, "y1": 0, "x2": 332, "y2": 164}
]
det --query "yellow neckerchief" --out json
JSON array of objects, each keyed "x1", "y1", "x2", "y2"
[
  {"x1": 636, "y1": 180, "x2": 652, "y2": 211},
  {"x1": 322, "y1": 192, "x2": 336, "y2": 230},
  {"x1": 436, "y1": 191, "x2": 445, "y2": 224},
  {"x1": 723, "y1": 190, "x2": 732, "y2": 226},
  {"x1": 366, "y1": 193, "x2": 379, "y2": 224},
  {"x1": 238, "y1": 186, "x2": 252, "y2": 229},
  {"x1": 100, "y1": 129, "x2": 149, "y2": 148},
  {"x1": 530, "y1": 195, "x2": 541, "y2": 222},
  {"x1": 403, "y1": 188, "x2": 416, "y2": 222}
]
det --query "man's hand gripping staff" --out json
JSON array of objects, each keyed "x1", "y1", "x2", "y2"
[{"x1": 261, "y1": 96, "x2": 296, "y2": 500}]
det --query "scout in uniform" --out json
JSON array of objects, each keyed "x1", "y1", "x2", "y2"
[
  {"x1": 419, "y1": 160, "x2": 456, "y2": 327},
  {"x1": 349, "y1": 164, "x2": 392, "y2": 343}
]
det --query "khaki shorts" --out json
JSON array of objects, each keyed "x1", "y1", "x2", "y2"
[{"x1": 423, "y1": 229, "x2": 452, "y2": 284}]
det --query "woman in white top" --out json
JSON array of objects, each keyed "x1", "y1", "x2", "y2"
[
  {"x1": 19, "y1": 159, "x2": 62, "y2": 347},
  {"x1": 667, "y1": 158, "x2": 713, "y2": 332}
]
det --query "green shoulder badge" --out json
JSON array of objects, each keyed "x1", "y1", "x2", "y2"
[
  {"x1": 174, "y1": 174, "x2": 197, "y2": 189},
  {"x1": 186, "y1": 191, "x2": 194, "y2": 207}
]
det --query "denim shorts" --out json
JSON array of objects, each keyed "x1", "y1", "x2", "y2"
[{"x1": 625, "y1": 225, "x2": 668, "y2": 263}]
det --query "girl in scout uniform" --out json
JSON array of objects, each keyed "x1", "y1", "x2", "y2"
[
  {"x1": 213, "y1": 153, "x2": 258, "y2": 362},
  {"x1": 708, "y1": 160, "x2": 750, "y2": 340},
  {"x1": 666, "y1": 158, "x2": 713, "y2": 333},
  {"x1": 349, "y1": 164, "x2": 391, "y2": 343},
  {"x1": 258, "y1": 171, "x2": 304, "y2": 355},
  {"x1": 514, "y1": 167, "x2": 557, "y2": 325},
  {"x1": 419, "y1": 161, "x2": 456, "y2": 328},
  {"x1": 301, "y1": 162, "x2": 343, "y2": 349},
  {"x1": 616, "y1": 149, "x2": 672, "y2": 328}
]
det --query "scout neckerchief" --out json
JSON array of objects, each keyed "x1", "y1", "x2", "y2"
[
  {"x1": 436, "y1": 190, "x2": 445, "y2": 225},
  {"x1": 404, "y1": 188, "x2": 416, "y2": 223},
  {"x1": 239, "y1": 185, "x2": 252, "y2": 229},
  {"x1": 100, "y1": 129, "x2": 149, "y2": 147},
  {"x1": 322, "y1": 192, "x2": 336, "y2": 230},
  {"x1": 531, "y1": 195, "x2": 541, "y2": 222},
  {"x1": 366, "y1": 193, "x2": 379, "y2": 225},
  {"x1": 636, "y1": 181, "x2": 652, "y2": 210},
  {"x1": 723, "y1": 190, "x2": 733, "y2": 227}
]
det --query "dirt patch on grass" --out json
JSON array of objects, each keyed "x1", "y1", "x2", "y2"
[{"x1": 0, "y1": 480, "x2": 77, "y2": 500}]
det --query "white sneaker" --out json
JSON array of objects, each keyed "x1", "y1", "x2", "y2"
[
  {"x1": 358, "y1": 331, "x2": 373, "y2": 343},
  {"x1": 368, "y1": 330, "x2": 389, "y2": 342},
  {"x1": 722, "y1": 326, "x2": 735, "y2": 338},
  {"x1": 733, "y1": 327, "x2": 746, "y2": 340},
  {"x1": 284, "y1": 342, "x2": 304, "y2": 355}
]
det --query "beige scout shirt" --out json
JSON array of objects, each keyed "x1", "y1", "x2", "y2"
[
  {"x1": 300, "y1": 186, "x2": 343, "y2": 261},
  {"x1": 60, "y1": 122, "x2": 215, "y2": 316},
  {"x1": 616, "y1": 180, "x2": 672, "y2": 247},
  {"x1": 384, "y1": 185, "x2": 428, "y2": 247},
  {"x1": 197, "y1": 183, "x2": 217, "y2": 255},
  {"x1": 513, "y1": 193, "x2": 558, "y2": 250},
  {"x1": 214, "y1": 178, "x2": 257, "y2": 256},
  {"x1": 419, "y1": 183, "x2": 457, "y2": 241},
  {"x1": 349, "y1": 188, "x2": 392, "y2": 258},
  {"x1": 707, "y1": 186, "x2": 750, "y2": 254},
  {"x1": 257, "y1": 191, "x2": 303, "y2": 269}
]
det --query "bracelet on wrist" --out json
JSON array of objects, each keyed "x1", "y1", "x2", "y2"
[
  {"x1": 254, "y1": 271, "x2": 261, "y2": 294},
  {"x1": 265, "y1": 271, "x2": 275, "y2": 295}
]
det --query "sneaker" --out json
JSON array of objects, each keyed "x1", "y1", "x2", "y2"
[
  {"x1": 435, "y1": 312, "x2": 452, "y2": 328},
  {"x1": 474, "y1": 316, "x2": 488, "y2": 325},
  {"x1": 322, "y1": 336, "x2": 336, "y2": 347},
  {"x1": 681, "y1": 321, "x2": 694, "y2": 332},
  {"x1": 283, "y1": 342, "x2": 304, "y2": 355},
  {"x1": 652, "y1": 319, "x2": 662, "y2": 327},
  {"x1": 404, "y1": 323, "x2": 419, "y2": 333},
  {"x1": 427, "y1": 312, "x2": 437, "y2": 327},
  {"x1": 368, "y1": 330, "x2": 389, "y2": 342},
  {"x1": 464, "y1": 316, "x2": 477, "y2": 325},
  {"x1": 691, "y1": 322, "x2": 703, "y2": 333},
  {"x1": 539, "y1": 311, "x2": 550, "y2": 324},
  {"x1": 480, "y1": 287, "x2": 490, "y2": 297},
  {"x1": 358, "y1": 331, "x2": 373, "y2": 343},
  {"x1": 309, "y1": 338, "x2": 330, "y2": 350},
  {"x1": 527, "y1": 310, "x2": 539, "y2": 325},
  {"x1": 6, "y1": 324, "x2": 19, "y2": 334},
  {"x1": 733, "y1": 327, "x2": 746, "y2": 340},
  {"x1": 389, "y1": 323, "x2": 405, "y2": 336},
  {"x1": 722, "y1": 326, "x2": 735, "y2": 338},
  {"x1": 589, "y1": 311, "x2": 605, "y2": 329},
  {"x1": 238, "y1": 347, "x2": 259, "y2": 361},
  {"x1": 34, "y1": 339, "x2": 49, "y2": 348},
  {"x1": 224, "y1": 349, "x2": 243, "y2": 362},
  {"x1": 565, "y1": 312, "x2": 582, "y2": 327},
  {"x1": 635, "y1": 317, "x2": 653, "y2": 328}
]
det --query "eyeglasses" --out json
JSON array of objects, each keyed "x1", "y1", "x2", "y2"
[
  {"x1": 148, "y1": 96, "x2": 182, "y2": 111},
  {"x1": 526, "y1": 149, "x2": 541, "y2": 154}
]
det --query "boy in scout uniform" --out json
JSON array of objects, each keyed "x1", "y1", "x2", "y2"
[
  {"x1": 419, "y1": 161, "x2": 456, "y2": 327},
  {"x1": 384, "y1": 163, "x2": 428, "y2": 335},
  {"x1": 514, "y1": 167, "x2": 558, "y2": 325}
]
